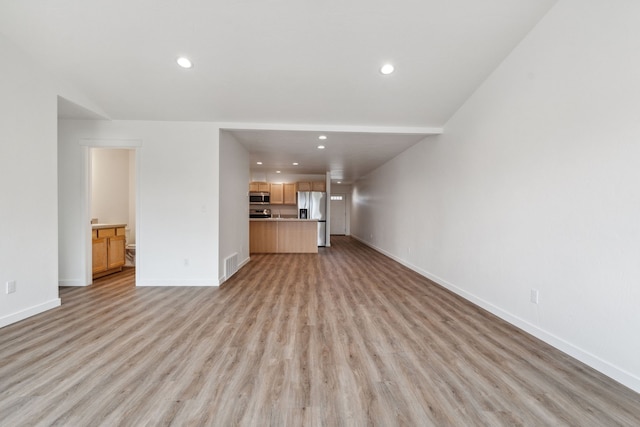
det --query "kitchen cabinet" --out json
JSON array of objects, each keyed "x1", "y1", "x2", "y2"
[
  {"x1": 297, "y1": 181, "x2": 326, "y2": 192},
  {"x1": 92, "y1": 225, "x2": 126, "y2": 279},
  {"x1": 267, "y1": 183, "x2": 297, "y2": 205},
  {"x1": 283, "y1": 183, "x2": 297, "y2": 204},
  {"x1": 249, "y1": 181, "x2": 270, "y2": 192},
  {"x1": 270, "y1": 183, "x2": 284, "y2": 204},
  {"x1": 297, "y1": 182, "x2": 311, "y2": 191}
]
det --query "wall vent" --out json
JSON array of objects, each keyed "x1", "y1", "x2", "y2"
[{"x1": 224, "y1": 253, "x2": 239, "y2": 280}]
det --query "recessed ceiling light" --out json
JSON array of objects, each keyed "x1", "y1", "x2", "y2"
[
  {"x1": 177, "y1": 57, "x2": 193, "y2": 69},
  {"x1": 337, "y1": 181, "x2": 342, "y2": 184},
  {"x1": 276, "y1": 170, "x2": 281, "y2": 173},
  {"x1": 256, "y1": 161, "x2": 263, "y2": 165},
  {"x1": 318, "y1": 135, "x2": 327, "y2": 140},
  {"x1": 292, "y1": 162, "x2": 299, "y2": 166},
  {"x1": 317, "y1": 145, "x2": 325, "y2": 150},
  {"x1": 380, "y1": 63, "x2": 395, "y2": 75}
]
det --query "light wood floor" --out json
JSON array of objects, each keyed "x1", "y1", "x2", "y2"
[{"x1": 1, "y1": 236, "x2": 639, "y2": 426}]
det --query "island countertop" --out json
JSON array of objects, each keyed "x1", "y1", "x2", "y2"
[{"x1": 249, "y1": 218, "x2": 317, "y2": 222}]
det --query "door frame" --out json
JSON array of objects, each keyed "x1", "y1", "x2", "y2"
[
  {"x1": 330, "y1": 193, "x2": 348, "y2": 235},
  {"x1": 81, "y1": 138, "x2": 142, "y2": 285}
]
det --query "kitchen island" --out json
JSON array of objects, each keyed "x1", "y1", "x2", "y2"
[{"x1": 250, "y1": 218, "x2": 318, "y2": 254}]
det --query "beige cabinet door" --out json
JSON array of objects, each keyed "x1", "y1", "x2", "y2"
[
  {"x1": 270, "y1": 183, "x2": 284, "y2": 204},
  {"x1": 311, "y1": 181, "x2": 326, "y2": 192},
  {"x1": 92, "y1": 237, "x2": 108, "y2": 274},
  {"x1": 283, "y1": 183, "x2": 297, "y2": 205},
  {"x1": 107, "y1": 235, "x2": 126, "y2": 269},
  {"x1": 297, "y1": 182, "x2": 311, "y2": 192}
]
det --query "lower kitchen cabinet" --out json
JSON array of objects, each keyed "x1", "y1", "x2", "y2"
[{"x1": 92, "y1": 225, "x2": 126, "y2": 279}]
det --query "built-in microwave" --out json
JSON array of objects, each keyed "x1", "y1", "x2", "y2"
[{"x1": 249, "y1": 192, "x2": 270, "y2": 204}]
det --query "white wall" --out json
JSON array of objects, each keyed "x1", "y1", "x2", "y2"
[
  {"x1": 91, "y1": 148, "x2": 131, "y2": 225},
  {"x1": 0, "y1": 34, "x2": 61, "y2": 327},
  {"x1": 219, "y1": 130, "x2": 250, "y2": 283},
  {"x1": 352, "y1": 0, "x2": 640, "y2": 392},
  {"x1": 58, "y1": 120, "x2": 219, "y2": 286}
]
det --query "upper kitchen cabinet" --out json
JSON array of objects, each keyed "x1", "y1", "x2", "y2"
[
  {"x1": 249, "y1": 181, "x2": 270, "y2": 192},
  {"x1": 283, "y1": 183, "x2": 297, "y2": 205},
  {"x1": 312, "y1": 181, "x2": 326, "y2": 192},
  {"x1": 270, "y1": 183, "x2": 284, "y2": 204},
  {"x1": 298, "y1": 181, "x2": 326, "y2": 192},
  {"x1": 270, "y1": 183, "x2": 297, "y2": 205}
]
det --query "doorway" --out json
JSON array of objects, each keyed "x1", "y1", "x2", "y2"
[
  {"x1": 87, "y1": 145, "x2": 139, "y2": 285},
  {"x1": 330, "y1": 194, "x2": 347, "y2": 235}
]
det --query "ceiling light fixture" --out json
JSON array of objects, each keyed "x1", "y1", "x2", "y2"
[
  {"x1": 256, "y1": 161, "x2": 263, "y2": 165},
  {"x1": 292, "y1": 162, "x2": 299, "y2": 166},
  {"x1": 318, "y1": 135, "x2": 327, "y2": 140},
  {"x1": 276, "y1": 170, "x2": 281, "y2": 173},
  {"x1": 317, "y1": 145, "x2": 325, "y2": 150},
  {"x1": 380, "y1": 63, "x2": 395, "y2": 75},
  {"x1": 177, "y1": 57, "x2": 193, "y2": 69}
]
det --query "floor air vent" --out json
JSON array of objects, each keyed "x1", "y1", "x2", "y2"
[{"x1": 224, "y1": 253, "x2": 239, "y2": 280}]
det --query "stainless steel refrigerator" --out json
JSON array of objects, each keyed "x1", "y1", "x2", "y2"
[{"x1": 297, "y1": 191, "x2": 327, "y2": 246}]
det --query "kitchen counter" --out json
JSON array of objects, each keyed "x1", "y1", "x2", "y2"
[
  {"x1": 92, "y1": 223, "x2": 127, "y2": 229},
  {"x1": 250, "y1": 218, "x2": 317, "y2": 222},
  {"x1": 250, "y1": 218, "x2": 318, "y2": 253}
]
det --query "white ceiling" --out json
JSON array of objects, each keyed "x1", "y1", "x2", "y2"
[
  {"x1": 228, "y1": 129, "x2": 432, "y2": 182},
  {"x1": 1, "y1": 0, "x2": 557, "y2": 182}
]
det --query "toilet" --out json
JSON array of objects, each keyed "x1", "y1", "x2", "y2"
[
  {"x1": 125, "y1": 244, "x2": 136, "y2": 267},
  {"x1": 125, "y1": 227, "x2": 136, "y2": 267}
]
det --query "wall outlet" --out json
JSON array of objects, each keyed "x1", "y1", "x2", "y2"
[
  {"x1": 6, "y1": 280, "x2": 16, "y2": 294},
  {"x1": 530, "y1": 289, "x2": 539, "y2": 304}
]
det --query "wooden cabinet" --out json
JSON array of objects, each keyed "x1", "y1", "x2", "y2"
[
  {"x1": 270, "y1": 183, "x2": 284, "y2": 204},
  {"x1": 297, "y1": 181, "x2": 326, "y2": 192},
  {"x1": 92, "y1": 225, "x2": 126, "y2": 279},
  {"x1": 249, "y1": 182, "x2": 270, "y2": 192},
  {"x1": 267, "y1": 183, "x2": 297, "y2": 205},
  {"x1": 92, "y1": 235, "x2": 108, "y2": 274},
  {"x1": 283, "y1": 183, "x2": 297, "y2": 205},
  {"x1": 250, "y1": 220, "x2": 317, "y2": 253},
  {"x1": 297, "y1": 181, "x2": 311, "y2": 192}
]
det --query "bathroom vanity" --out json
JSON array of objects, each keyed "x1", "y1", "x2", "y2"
[{"x1": 92, "y1": 224, "x2": 127, "y2": 279}]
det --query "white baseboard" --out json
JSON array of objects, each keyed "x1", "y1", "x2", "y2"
[
  {"x1": 351, "y1": 234, "x2": 640, "y2": 393},
  {"x1": 0, "y1": 298, "x2": 61, "y2": 329},
  {"x1": 58, "y1": 279, "x2": 89, "y2": 287}
]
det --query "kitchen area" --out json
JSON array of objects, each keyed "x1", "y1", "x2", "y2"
[{"x1": 249, "y1": 179, "x2": 327, "y2": 254}]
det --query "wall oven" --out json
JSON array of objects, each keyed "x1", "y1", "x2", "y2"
[{"x1": 249, "y1": 192, "x2": 270, "y2": 205}]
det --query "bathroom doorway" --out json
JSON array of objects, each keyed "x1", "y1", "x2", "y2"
[{"x1": 90, "y1": 147, "x2": 137, "y2": 280}]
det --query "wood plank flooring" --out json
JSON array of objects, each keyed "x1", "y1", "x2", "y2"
[{"x1": 1, "y1": 236, "x2": 639, "y2": 426}]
